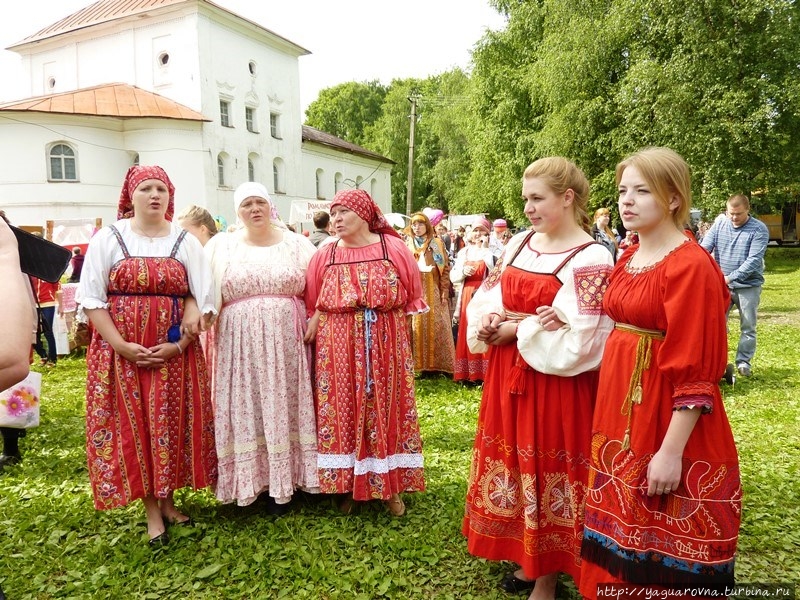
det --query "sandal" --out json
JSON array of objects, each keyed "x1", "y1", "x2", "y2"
[{"x1": 385, "y1": 494, "x2": 405, "y2": 517}]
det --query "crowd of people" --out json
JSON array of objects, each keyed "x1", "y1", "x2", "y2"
[{"x1": 0, "y1": 145, "x2": 755, "y2": 596}]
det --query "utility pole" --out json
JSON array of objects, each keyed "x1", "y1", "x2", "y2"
[{"x1": 405, "y1": 94, "x2": 419, "y2": 215}]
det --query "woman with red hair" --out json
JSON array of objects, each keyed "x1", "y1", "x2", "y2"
[
  {"x1": 304, "y1": 189, "x2": 427, "y2": 517},
  {"x1": 78, "y1": 165, "x2": 217, "y2": 547}
]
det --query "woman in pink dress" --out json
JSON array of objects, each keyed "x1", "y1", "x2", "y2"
[
  {"x1": 304, "y1": 189, "x2": 428, "y2": 517},
  {"x1": 79, "y1": 165, "x2": 217, "y2": 547},
  {"x1": 205, "y1": 182, "x2": 319, "y2": 513}
]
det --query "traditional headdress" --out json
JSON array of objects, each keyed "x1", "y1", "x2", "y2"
[
  {"x1": 233, "y1": 182, "x2": 285, "y2": 228},
  {"x1": 471, "y1": 216, "x2": 492, "y2": 233},
  {"x1": 422, "y1": 207, "x2": 444, "y2": 227},
  {"x1": 330, "y1": 189, "x2": 399, "y2": 238},
  {"x1": 408, "y1": 212, "x2": 434, "y2": 239},
  {"x1": 493, "y1": 218, "x2": 507, "y2": 229},
  {"x1": 117, "y1": 165, "x2": 175, "y2": 221}
]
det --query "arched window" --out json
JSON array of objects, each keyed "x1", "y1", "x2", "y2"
[
  {"x1": 316, "y1": 168, "x2": 324, "y2": 199},
  {"x1": 334, "y1": 172, "x2": 343, "y2": 194},
  {"x1": 48, "y1": 143, "x2": 78, "y2": 181},
  {"x1": 217, "y1": 153, "x2": 227, "y2": 187},
  {"x1": 273, "y1": 158, "x2": 284, "y2": 194},
  {"x1": 248, "y1": 158, "x2": 255, "y2": 182}
]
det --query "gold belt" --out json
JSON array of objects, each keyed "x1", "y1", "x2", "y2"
[
  {"x1": 615, "y1": 323, "x2": 665, "y2": 450},
  {"x1": 504, "y1": 309, "x2": 533, "y2": 322}
]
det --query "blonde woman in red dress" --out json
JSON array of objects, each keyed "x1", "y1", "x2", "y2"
[
  {"x1": 580, "y1": 147, "x2": 741, "y2": 597},
  {"x1": 463, "y1": 158, "x2": 614, "y2": 599},
  {"x1": 304, "y1": 189, "x2": 427, "y2": 517},
  {"x1": 79, "y1": 166, "x2": 217, "y2": 547}
]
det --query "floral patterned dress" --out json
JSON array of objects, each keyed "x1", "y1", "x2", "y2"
[
  {"x1": 208, "y1": 232, "x2": 319, "y2": 506},
  {"x1": 84, "y1": 225, "x2": 217, "y2": 509},
  {"x1": 306, "y1": 235, "x2": 427, "y2": 501}
]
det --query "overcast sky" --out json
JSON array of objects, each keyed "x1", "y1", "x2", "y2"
[{"x1": 0, "y1": 0, "x2": 507, "y2": 113}]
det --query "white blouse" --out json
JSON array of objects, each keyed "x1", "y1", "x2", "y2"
[
  {"x1": 450, "y1": 244, "x2": 495, "y2": 284},
  {"x1": 466, "y1": 230, "x2": 614, "y2": 377},
  {"x1": 76, "y1": 219, "x2": 215, "y2": 315},
  {"x1": 204, "y1": 228, "x2": 318, "y2": 313}
]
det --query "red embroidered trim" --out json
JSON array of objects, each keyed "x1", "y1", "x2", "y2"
[
  {"x1": 672, "y1": 394, "x2": 713, "y2": 413},
  {"x1": 573, "y1": 263, "x2": 611, "y2": 316},
  {"x1": 674, "y1": 381, "x2": 715, "y2": 397}
]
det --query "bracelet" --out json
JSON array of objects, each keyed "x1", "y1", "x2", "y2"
[{"x1": 173, "y1": 342, "x2": 183, "y2": 355}]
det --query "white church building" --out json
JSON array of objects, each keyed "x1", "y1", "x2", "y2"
[{"x1": 0, "y1": 0, "x2": 393, "y2": 235}]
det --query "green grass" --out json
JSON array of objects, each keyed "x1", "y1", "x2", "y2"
[{"x1": 1, "y1": 247, "x2": 798, "y2": 598}]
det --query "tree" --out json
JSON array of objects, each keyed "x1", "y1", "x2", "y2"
[{"x1": 304, "y1": 81, "x2": 387, "y2": 147}]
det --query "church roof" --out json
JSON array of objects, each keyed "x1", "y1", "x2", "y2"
[
  {"x1": 302, "y1": 126, "x2": 395, "y2": 165},
  {"x1": 7, "y1": 0, "x2": 309, "y2": 54},
  {"x1": 0, "y1": 83, "x2": 208, "y2": 121}
]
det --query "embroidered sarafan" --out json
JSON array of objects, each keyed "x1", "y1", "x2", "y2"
[{"x1": 580, "y1": 242, "x2": 741, "y2": 597}]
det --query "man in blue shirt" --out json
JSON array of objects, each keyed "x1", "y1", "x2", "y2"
[{"x1": 701, "y1": 194, "x2": 769, "y2": 377}]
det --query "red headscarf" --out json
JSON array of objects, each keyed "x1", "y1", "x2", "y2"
[
  {"x1": 117, "y1": 165, "x2": 176, "y2": 221},
  {"x1": 330, "y1": 189, "x2": 400, "y2": 238}
]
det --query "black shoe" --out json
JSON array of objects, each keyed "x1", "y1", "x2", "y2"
[
  {"x1": 0, "y1": 453, "x2": 21, "y2": 471},
  {"x1": 264, "y1": 496, "x2": 291, "y2": 516},
  {"x1": 722, "y1": 363, "x2": 735, "y2": 385},
  {"x1": 499, "y1": 570, "x2": 535, "y2": 594},
  {"x1": 148, "y1": 531, "x2": 169, "y2": 547}
]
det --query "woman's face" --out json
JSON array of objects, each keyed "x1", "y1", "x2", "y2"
[
  {"x1": 132, "y1": 179, "x2": 170, "y2": 219},
  {"x1": 238, "y1": 196, "x2": 272, "y2": 229},
  {"x1": 617, "y1": 166, "x2": 673, "y2": 235},
  {"x1": 596, "y1": 213, "x2": 610, "y2": 227},
  {"x1": 178, "y1": 220, "x2": 211, "y2": 246},
  {"x1": 330, "y1": 205, "x2": 369, "y2": 239},
  {"x1": 522, "y1": 177, "x2": 571, "y2": 234},
  {"x1": 411, "y1": 220, "x2": 428, "y2": 237}
]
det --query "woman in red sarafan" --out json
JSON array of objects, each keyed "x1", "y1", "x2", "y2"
[
  {"x1": 304, "y1": 189, "x2": 427, "y2": 518},
  {"x1": 579, "y1": 147, "x2": 741, "y2": 598},
  {"x1": 462, "y1": 157, "x2": 614, "y2": 598},
  {"x1": 78, "y1": 165, "x2": 217, "y2": 547}
]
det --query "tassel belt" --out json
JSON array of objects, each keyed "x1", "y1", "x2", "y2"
[
  {"x1": 503, "y1": 309, "x2": 533, "y2": 322},
  {"x1": 615, "y1": 323, "x2": 665, "y2": 450}
]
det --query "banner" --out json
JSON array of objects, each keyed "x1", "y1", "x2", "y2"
[{"x1": 289, "y1": 200, "x2": 332, "y2": 224}]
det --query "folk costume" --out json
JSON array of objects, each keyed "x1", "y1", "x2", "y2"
[
  {"x1": 305, "y1": 189, "x2": 427, "y2": 501},
  {"x1": 462, "y1": 231, "x2": 614, "y2": 585},
  {"x1": 405, "y1": 213, "x2": 456, "y2": 374},
  {"x1": 79, "y1": 166, "x2": 217, "y2": 510},
  {"x1": 579, "y1": 241, "x2": 741, "y2": 597},
  {"x1": 206, "y1": 182, "x2": 319, "y2": 507},
  {"x1": 450, "y1": 227, "x2": 495, "y2": 382}
]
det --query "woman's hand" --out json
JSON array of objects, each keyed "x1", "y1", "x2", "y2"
[
  {"x1": 141, "y1": 342, "x2": 183, "y2": 367},
  {"x1": 476, "y1": 311, "x2": 505, "y2": 342},
  {"x1": 114, "y1": 340, "x2": 161, "y2": 366},
  {"x1": 536, "y1": 305, "x2": 564, "y2": 331},
  {"x1": 463, "y1": 264, "x2": 476, "y2": 277},
  {"x1": 485, "y1": 321, "x2": 517, "y2": 346},
  {"x1": 181, "y1": 297, "x2": 201, "y2": 338},
  {"x1": 646, "y1": 448, "x2": 683, "y2": 496},
  {"x1": 303, "y1": 311, "x2": 321, "y2": 344}
]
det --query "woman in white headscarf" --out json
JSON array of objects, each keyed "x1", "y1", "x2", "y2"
[{"x1": 205, "y1": 182, "x2": 319, "y2": 513}]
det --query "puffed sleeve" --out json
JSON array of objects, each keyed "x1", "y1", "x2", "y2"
[
  {"x1": 292, "y1": 232, "x2": 318, "y2": 269},
  {"x1": 385, "y1": 235, "x2": 428, "y2": 315},
  {"x1": 516, "y1": 244, "x2": 614, "y2": 376},
  {"x1": 305, "y1": 244, "x2": 331, "y2": 318},
  {"x1": 660, "y1": 244, "x2": 730, "y2": 412},
  {"x1": 75, "y1": 227, "x2": 116, "y2": 309},
  {"x1": 450, "y1": 247, "x2": 468, "y2": 284},
  {"x1": 177, "y1": 230, "x2": 215, "y2": 315},
  {"x1": 464, "y1": 233, "x2": 530, "y2": 354},
  {"x1": 204, "y1": 232, "x2": 230, "y2": 314}
]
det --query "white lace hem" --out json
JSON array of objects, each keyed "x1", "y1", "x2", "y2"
[{"x1": 318, "y1": 452, "x2": 424, "y2": 475}]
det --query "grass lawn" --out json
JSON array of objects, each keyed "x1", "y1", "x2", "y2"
[{"x1": 1, "y1": 248, "x2": 798, "y2": 599}]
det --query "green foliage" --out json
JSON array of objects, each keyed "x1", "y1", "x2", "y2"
[
  {"x1": 304, "y1": 81, "x2": 387, "y2": 148},
  {"x1": 1, "y1": 249, "x2": 797, "y2": 597}
]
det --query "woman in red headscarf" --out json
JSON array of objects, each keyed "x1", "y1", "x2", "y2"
[
  {"x1": 77, "y1": 165, "x2": 217, "y2": 547},
  {"x1": 304, "y1": 189, "x2": 427, "y2": 517}
]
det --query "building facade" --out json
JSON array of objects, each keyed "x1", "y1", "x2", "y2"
[{"x1": 0, "y1": 0, "x2": 393, "y2": 230}]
